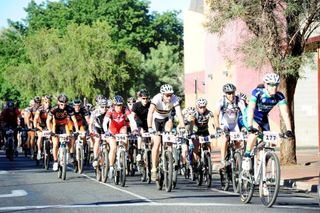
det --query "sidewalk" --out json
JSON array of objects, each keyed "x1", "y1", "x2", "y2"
[
  {"x1": 280, "y1": 148, "x2": 320, "y2": 193},
  {"x1": 211, "y1": 147, "x2": 320, "y2": 193}
]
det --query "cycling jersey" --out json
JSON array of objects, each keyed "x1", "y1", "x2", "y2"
[
  {"x1": 243, "y1": 87, "x2": 287, "y2": 131},
  {"x1": 49, "y1": 105, "x2": 74, "y2": 125},
  {"x1": 107, "y1": 109, "x2": 128, "y2": 135},
  {"x1": 35, "y1": 105, "x2": 51, "y2": 128},
  {"x1": 216, "y1": 95, "x2": 245, "y2": 132},
  {"x1": 0, "y1": 108, "x2": 20, "y2": 128},
  {"x1": 73, "y1": 108, "x2": 90, "y2": 127},
  {"x1": 151, "y1": 93, "x2": 179, "y2": 119},
  {"x1": 194, "y1": 109, "x2": 213, "y2": 135},
  {"x1": 90, "y1": 109, "x2": 108, "y2": 133},
  {"x1": 132, "y1": 101, "x2": 150, "y2": 131},
  {"x1": 25, "y1": 105, "x2": 39, "y2": 128}
]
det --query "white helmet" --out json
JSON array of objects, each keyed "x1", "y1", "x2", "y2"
[
  {"x1": 186, "y1": 106, "x2": 196, "y2": 116},
  {"x1": 196, "y1": 98, "x2": 207, "y2": 107},
  {"x1": 263, "y1": 73, "x2": 280, "y2": 84},
  {"x1": 160, "y1": 84, "x2": 174, "y2": 94}
]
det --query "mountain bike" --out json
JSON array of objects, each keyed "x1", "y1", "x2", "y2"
[
  {"x1": 140, "y1": 132, "x2": 152, "y2": 183},
  {"x1": 156, "y1": 132, "x2": 175, "y2": 192},
  {"x1": 95, "y1": 133, "x2": 110, "y2": 183},
  {"x1": 74, "y1": 131, "x2": 86, "y2": 174},
  {"x1": 239, "y1": 131, "x2": 286, "y2": 207},
  {"x1": 219, "y1": 131, "x2": 245, "y2": 192},
  {"x1": 57, "y1": 134, "x2": 69, "y2": 180},
  {"x1": 114, "y1": 133, "x2": 127, "y2": 187},
  {"x1": 127, "y1": 133, "x2": 138, "y2": 176},
  {"x1": 41, "y1": 130, "x2": 52, "y2": 170},
  {"x1": 5, "y1": 128, "x2": 15, "y2": 161},
  {"x1": 195, "y1": 135, "x2": 213, "y2": 188}
]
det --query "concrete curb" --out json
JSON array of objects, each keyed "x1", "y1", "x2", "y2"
[{"x1": 281, "y1": 179, "x2": 318, "y2": 192}]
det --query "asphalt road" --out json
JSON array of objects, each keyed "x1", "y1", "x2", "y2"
[{"x1": 0, "y1": 150, "x2": 319, "y2": 213}]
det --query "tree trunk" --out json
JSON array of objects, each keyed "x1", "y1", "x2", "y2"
[{"x1": 279, "y1": 75, "x2": 297, "y2": 165}]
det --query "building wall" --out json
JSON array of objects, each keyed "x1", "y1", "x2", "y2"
[
  {"x1": 184, "y1": 1, "x2": 318, "y2": 147},
  {"x1": 294, "y1": 55, "x2": 319, "y2": 147}
]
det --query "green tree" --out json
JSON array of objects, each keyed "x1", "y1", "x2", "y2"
[
  {"x1": 141, "y1": 42, "x2": 184, "y2": 97},
  {"x1": 205, "y1": 0, "x2": 320, "y2": 165},
  {"x1": 5, "y1": 21, "x2": 143, "y2": 103}
]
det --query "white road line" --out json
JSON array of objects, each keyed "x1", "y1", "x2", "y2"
[
  {"x1": 0, "y1": 170, "x2": 9, "y2": 175},
  {"x1": 80, "y1": 172, "x2": 155, "y2": 203},
  {"x1": 0, "y1": 190, "x2": 28, "y2": 198},
  {"x1": 210, "y1": 188, "x2": 238, "y2": 195},
  {"x1": 0, "y1": 202, "x2": 319, "y2": 211}
]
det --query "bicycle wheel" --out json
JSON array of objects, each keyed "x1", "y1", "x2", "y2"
[
  {"x1": 204, "y1": 152, "x2": 212, "y2": 188},
  {"x1": 146, "y1": 150, "x2": 152, "y2": 184},
  {"x1": 101, "y1": 148, "x2": 109, "y2": 183},
  {"x1": 172, "y1": 147, "x2": 179, "y2": 189},
  {"x1": 196, "y1": 162, "x2": 203, "y2": 186},
  {"x1": 120, "y1": 150, "x2": 126, "y2": 187},
  {"x1": 259, "y1": 151, "x2": 280, "y2": 207},
  {"x1": 44, "y1": 140, "x2": 50, "y2": 170},
  {"x1": 232, "y1": 151, "x2": 241, "y2": 193},
  {"x1": 164, "y1": 150, "x2": 173, "y2": 192},
  {"x1": 77, "y1": 147, "x2": 84, "y2": 174},
  {"x1": 61, "y1": 148, "x2": 67, "y2": 180},
  {"x1": 239, "y1": 162, "x2": 254, "y2": 203},
  {"x1": 130, "y1": 148, "x2": 136, "y2": 176}
]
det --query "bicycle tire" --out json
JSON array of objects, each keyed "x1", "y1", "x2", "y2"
[
  {"x1": 61, "y1": 147, "x2": 67, "y2": 180},
  {"x1": 77, "y1": 147, "x2": 84, "y2": 174},
  {"x1": 204, "y1": 152, "x2": 212, "y2": 188},
  {"x1": 232, "y1": 151, "x2": 242, "y2": 193},
  {"x1": 146, "y1": 150, "x2": 152, "y2": 184},
  {"x1": 164, "y1": 150, "x2": 173, "y2": 192},
  {"x1": 196, "y1": 163, "x2": 203, "y2": 186},
  {"x1": 259, "y1": 151, "x2": 280, "y2": 207},
  {"x1": 44, "y1": 140, "x2": 50, "y2": 170},
  {"x1": 130, "y1": 148, "x2": 136, "y2": 176},
  {"x1": 239, "y1": 159, "x2": 254, "y2": 203},
  {"x1": 120, "y1": 150, "x2": 126, "y2": 187},
  {"x1": 101, "y1": 148, "x2": 109, "y2": 183}
]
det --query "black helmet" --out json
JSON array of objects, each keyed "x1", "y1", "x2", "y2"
[
  {"x1": 73, "y1": 99, "x2": 82, "y2": 106},
  {"x1": 57, "y1": 94, "x2": 68, "y2": 103},
  {"x1": 34, "y1": 96, "x2": 41, "y2": 104},
  {"x1": 127, "y1": 97, "x2": 136, "y2": 104},
  {"x1": 138, "y1": 89, "x2": 150, "y2": 98},
  {"x1": 222, "y1": 83, "x2": 236, "y2": 93},
  {"x1": 7, "y1": 101, "x2": 14, "y2": 108}
]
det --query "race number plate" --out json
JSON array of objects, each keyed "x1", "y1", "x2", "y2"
[
  {"x1": 229, "y1": 132, "x2": 244, "y2": 141},
  {"x1": 263, "y1": 131, "x2": 279, "y2": 145},
  {"x1": 162, "y1": 133, "x2": 176, "y2": 143},
  {"x1": 199, "y1": 136, "x2": 210, "y2": 144},
  {"x1": 115, "y1": 134, "x2": 127, "y2": 143}
]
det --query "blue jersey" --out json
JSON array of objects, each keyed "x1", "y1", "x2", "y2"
[{"x1": 249, "y1": 88, "x2": 287, "y2": 123}]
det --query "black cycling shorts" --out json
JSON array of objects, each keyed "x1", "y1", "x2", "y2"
[{"x1": 154, "y1": 117, "x2": 169, "y2": 132}]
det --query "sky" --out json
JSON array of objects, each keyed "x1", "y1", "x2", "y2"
[{"x1": 0, "y1": 0, "x2": 190, "y2": 29}]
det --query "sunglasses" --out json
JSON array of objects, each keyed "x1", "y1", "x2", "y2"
[
  {"x1": 164, "y1": 93, "x2": 173, "y2": 97},
  {"x1": 141, "y1": 97, "x2": 148, "y2": 100},
  {"x1": 100, "y1": 106, "x2": 108, "y2": 109},
  {"x1": 198, "y1": 106, "x2": 206, "y2": 109},
  {"x1": 267, "y1": 83, "x2": 279, "y2": 87},
  {"x1": 226, "y1": 92, "x2": 235, "y2": 95}
]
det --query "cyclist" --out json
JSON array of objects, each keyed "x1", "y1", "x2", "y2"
[
  {"x1": 147, "y1": 84, "x2": 185, "y2": 181},
  {"x1": 105, "y1": 95, "x2": 129, "y2": 177},
  {"x1": 213, "y1": 83, "x2": 246, "y2": 168},
  {"x1": 191, "y1": 98, "x2": 215, "y2": 170},
  {"x1": 128, "y1": 89, "x2": 151, "y2": 166},
  {"x1": 46, "y1": 94, "x2": 79, "y2": 171},
  {"x1": 243, "y1": 73, "x2": 294, "y2": 158},
  {"x1": 180, "y1": 106, "x2": 197, "y2": 175},
  {"x1": 24, "y1": 96, "x2": 41, "y2": 159},
  {"x1": 0, "y1": 100, "x2": 20, "y2": 152},
  {"x1": 90, "y1": 97, "x2": 111, "y2": 168},
  {"x1": 34, "y1": 95, "x2": 52, "y2": 160}
]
